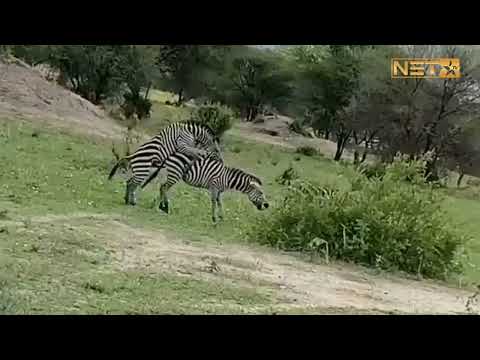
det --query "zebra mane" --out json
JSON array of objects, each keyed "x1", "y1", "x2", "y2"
[
  {"x1": 248, "y1": 174, "x2": 263, "y2": 186},
  {"x1": 227, "y1": 167, "x2": 263, "y2": 186},
  {"x1": 179, "y1": 120, "x2": 216, "y2": 138}
]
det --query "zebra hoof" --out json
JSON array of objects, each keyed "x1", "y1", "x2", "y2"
[
  {"x1": 159, "y1": 202, "x2": 169, "y2": 214},
  {"x1": 125, "y1": 194, "x2": 136, "y2": 206}
]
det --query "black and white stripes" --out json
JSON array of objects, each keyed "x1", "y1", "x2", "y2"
[
  {"x1": 142, "y1": 151, "x2": 269, "y2": 223},
  {"x1": 108, "y1": 121, "x2": 221, "y2": 206}
]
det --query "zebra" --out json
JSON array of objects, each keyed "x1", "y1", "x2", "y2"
[
  {"x1": 141, "y1": 151, "x2": 269, "y2": 223},
  {"x1": 108, "y1": 121, "x2": 222, "y2": 206}
]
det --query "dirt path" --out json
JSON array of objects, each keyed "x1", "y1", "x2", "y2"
[
  {"x1": 232, "y1": 122, "x2": 356, "y2": 161},
  {"x1": 15, "y1": 212, "x2": 479, "y2": 315}
]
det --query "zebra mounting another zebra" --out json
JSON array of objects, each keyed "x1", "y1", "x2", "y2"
[
  {"x1": 141, "y1": 151, "x2": 269, "y2": 223},
  {"x1": 108, "y1": 121, "x2": 222, "y2": 206}
]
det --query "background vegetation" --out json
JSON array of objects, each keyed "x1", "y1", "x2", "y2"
[{"x1": 2, "y1": 45, "x2": 480, "y2": 313}]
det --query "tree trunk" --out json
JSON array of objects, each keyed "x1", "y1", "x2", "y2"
[
  {"x1": 334, "y1": 135, "x2": 349, "y2": 162},
  {"x1": 246, "y1": 106, "x2": 259, "y2": 122},
  {"x1": 360, "y1": 141, "x2": 369, "y2": 163},
  {"x1": 457, "y1": 171, "x2": 465, "y2": 188},
  {"x1": 144, "y1": 82, "x2": 152, "y2": 100},
  {"x1": 353, "y1": 150, "x2": 360, "y2": 165},
  {"x1": 176, "y1": 89, "x2": 184, "y2": 106},
  {"x1": 246, "y1": 107, "x2": 253, "y2": 122},
  {"x1": 425, "y1": 158, "x2": 439, "y2": 183},
  {"x1": 361, "y1": 149, "x2": 368, "y2": 163},
  {"x1": 324, "y1": 130, "x2": 330, "y2": 140},
  {"x1": 251, "y1": 106, "x2": 259, "y2": 122}
]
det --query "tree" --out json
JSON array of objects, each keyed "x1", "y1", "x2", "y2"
[
  {"x1": 43, "y1": 45, "x2": 126, "y2": 104},
  {"x1": 297, "y1": 46, "x2": 364, "y2": 161},
  {"x1": 223, "y1": 52, "x2": 293, "y2": 121},
  {"x1": 117, "y1": 45, "x2": 159, "y2": 121},
  {"x1": 349, "y1": 45, "x2": 480, "y2": 180},
  {"x1": 156, "y1": 45, "x2": 231, "y2": 105},
  {"x1": 447, "y1": 129, "x2": 480, "y2": 187}
]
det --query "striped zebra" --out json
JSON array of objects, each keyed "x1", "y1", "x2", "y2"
[
  {"x1": 141, "y1": 151, "x2": 269, "y2": 223},
  {"x1": 108, "y1": 121, "x2": 222, "y2": 206}
]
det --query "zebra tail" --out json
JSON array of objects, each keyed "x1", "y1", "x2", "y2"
[
  {"x1": 140, "y1": 159, "x2": 166, "y2": 189},
  {"x1": 108, "y1": 158, "x2": 128, "y2": 180}
]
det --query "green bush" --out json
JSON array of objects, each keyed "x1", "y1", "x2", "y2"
[
  {"x1": 358, "y1": 161, "x2": 386, "y2": 179},
  {"x1": 0, "y1": 45, "x2": 9, "y2": 55},
  {"x1": 276, "y1": 165, "x2": 299, "y2": 186},
  {"x1": 296, "y1": 146, "x2": 318, "y2": 157},
  {"x1": 121, "y1": 92, "x2": 152, "y2": 120},
  {"x1": 289, "y1": 120, "x2": 306, "y2": 135},
  {"x1": 249, "y1": 156, "x2": 467, "y2": 280},
  {"x1": 191, "y1": 102, "x2": 236, "y2": 138}
]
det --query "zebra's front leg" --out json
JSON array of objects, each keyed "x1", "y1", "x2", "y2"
[
  {"x1": 216, "y1": 192, "x2": 224, "y2": 221},
  {"x1": 158, "y1": 183, "x2": 171, "y2": 214},
  {"x1": 125, "y1": 178, "x2": 138, "y2": 206},
  {"x1": 210, "y1": 189, "x2": 220, "y2": 224}
]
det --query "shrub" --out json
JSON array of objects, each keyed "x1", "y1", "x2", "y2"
[
  {"x1": 231, "y1": 145, "x2": 242, "y2": 154},
  {"x1": 249, "y1": 156, "x2": 467, "y2": 280},
  {"x1": 191, "y1": 102, "x2": 236, "y2": 138},
  {"x1": 358, "y1": 161, "x2": 387, "y2": 179},
  {"x1": 276, "y1": 166, "x2": 299, "y2": 186},
  {"x1": 467, "y1": 178, "x2": 480, "y2": 187},
  {"x1": 296, "y1": 146, "x2": 318, "y2": 157},
  {"x1": 289, "y1": 120, "x2": 304, "y2": 135},
  {"x1": 0, "y1": 46, "x2": 10, "y2": 56},
  {"x1": 121, "y1": 92, "x2": 152, "y2": 121},
  {"x1": 289, "y1": 119, "x2": 313, "y2": 137}
]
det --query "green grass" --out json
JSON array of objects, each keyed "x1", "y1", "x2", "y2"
[
  {"x1": 0, "y1": 119, "x2": 343, "y2": 313},
  {"x1": 2, "y1": 112, "x2": 480, "y2": 313},
  {"x1": 444, "y1": 196, "x2": 480, "y2": 284},
  {"x1": 148, "y1": 89, "x2": 177, "y2": 104},
  {"x1": 0, "y1": 219, "x2": 272, "y2": 314},
  {"x1": 0, "y1": 120, "x2": 344, "y2": 241},
  {"x1": 140, "y1": 91, "x2": 192, "y2": 134}
]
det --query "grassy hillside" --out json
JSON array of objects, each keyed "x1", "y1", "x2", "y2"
[
  {"x1": 0, "y1": 118, "x2": 346, "y2": 314},
  {"x1": 1, "y1": 91, "x2": 480, "y2": 314}
]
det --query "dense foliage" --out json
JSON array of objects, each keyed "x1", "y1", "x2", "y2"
[
  {"x1": 191, "y1": 102, "x2": 236, "y2": 138},
  {"x1": 249, "y1": 156, "x2": 467, "y2": 280}
]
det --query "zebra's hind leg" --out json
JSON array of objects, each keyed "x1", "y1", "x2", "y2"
[
  {"x1": 125, "y1": 179, "x2": 138, "y2": 206},
  {"x1": 158, "y1": 183, "x2": 170, "y2": 214}
]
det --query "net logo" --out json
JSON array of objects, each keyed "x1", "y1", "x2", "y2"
[{"x1": 391, "y1": 58, "x2": 461, "y2": 79}]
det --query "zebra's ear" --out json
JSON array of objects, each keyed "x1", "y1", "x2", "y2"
[{"x1": 250, "y1": 181, "x2": 262, "y2": 190}]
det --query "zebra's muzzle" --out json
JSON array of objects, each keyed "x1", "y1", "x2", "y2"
[{"x1": 257, "y1": 203, "x2": 270, "y2": 210}]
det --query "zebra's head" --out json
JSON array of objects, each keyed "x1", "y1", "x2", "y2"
[
  {"x1": 203, "y1": 147, "x2": 224, "y2": 163},
  {"x1": 189, "y1": 122, "x2": 223, "y2": 160},
  {"x1": 246, "y1": 178, "x2": 269, "y2": 211}
]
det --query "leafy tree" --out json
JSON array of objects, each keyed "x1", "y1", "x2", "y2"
[
  {"x1": 368, "y1": 46, "x2": 480, "y2": 180},
  {"x1": 44, "y1": 45, "x2": 126, "y2": 104},
  {"x1": 117, "y1": 45, "x2": 159, "y2": 120},
  {"x1": 222, "y1": 52, "x2": 292, "y2": 121},
  {"x1": 298, "y1": 46, "x2": 364, "y2": 160},
  {"x1": 156, "y1": 45, "x2": 231, "y2": 105}
]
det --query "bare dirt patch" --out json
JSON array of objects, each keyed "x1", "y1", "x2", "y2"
[
  {"x1": 21, "y1": 212, "x2": 478, "y2": 315},
  {"x1": 0, "y1": 57, "x2": 124, "y2": 139},
  {"x1": 233, "y1": 117, "x2": 354, "y2": 160}
]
